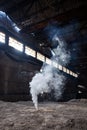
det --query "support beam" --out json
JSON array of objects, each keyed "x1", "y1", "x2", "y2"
[
  {"x1": 6, "y1": 0, "x2": 32, "y2": 14},
  {"x1": 21, "y1": 5, "x2": 87, "y2": 33}
]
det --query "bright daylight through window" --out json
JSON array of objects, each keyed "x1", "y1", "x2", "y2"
[
  {"x1": 37, "y1": 52, "x2": 45, "y2": 62},
  {"x1": 25, "y1": 46, "x2": 36, "y2": 57},
  {"x1": 0, "y1": 32, "x2": 5, "y2": 43},
  {"x1": 9, "y1": 37, "x2": 23, "y2": 52}
]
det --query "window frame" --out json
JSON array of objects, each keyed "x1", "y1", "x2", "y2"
[
  {"x1": 9, "y1": 37, "x2": 23, "y2": 52},
  {"x1": 0, "y1": 32, "x2": 5, "y2": 43},
  {"x1": 25, "y1": 46, "x2": 36, "y2": 58}
]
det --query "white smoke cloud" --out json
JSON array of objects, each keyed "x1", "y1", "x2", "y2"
[
  {"x1": 30, "y1": 65, "x2": 65, "y2": 109},
  {"x1": 29, "y1": 34, "x2": 70, "y2": 110},
  {"x1": 52, "y1": 35, "x2": 70, "y2": 65}
]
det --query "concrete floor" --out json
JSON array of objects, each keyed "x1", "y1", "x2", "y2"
[{"x1": 0, "y1": 99, "x2": 87, "y2": 130}]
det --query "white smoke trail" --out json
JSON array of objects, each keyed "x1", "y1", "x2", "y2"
[
  {"x1": 29, "y1": 35, "x2": 70, "y2": 110},
  {"x1": 52, "y1": 35, "x2": 70, "y2": 65}
]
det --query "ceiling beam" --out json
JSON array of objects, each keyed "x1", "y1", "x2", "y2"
[
  {"x1": 6, "y1": 0, "x2": 32, "y2": 14},
  {"x1": 21, "y1": 5, "x2": 87, "y2": 33},
  {"x1": 15, "y1": 6, "x2": 49, "y2": 23}
]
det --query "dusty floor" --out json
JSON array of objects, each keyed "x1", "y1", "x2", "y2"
[{"x1": 0, "y1": 99, "x2": 87, "y2": 130}]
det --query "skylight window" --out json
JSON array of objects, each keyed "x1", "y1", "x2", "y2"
[
  {"x1": 58, "y1": 64, "x2": 62, "y2": 70},
  {"x1": 52, "y1": 61, "x2": 58, "y2": 68},
  {"x1": 73, "y1": 73, "x2": 75, "y2": 77},
  {"x1": 25, "y1": 46, "x2": 36, "y2": 57},
  {"x1": 66, "y1": 69, "x2": 70, "y2": 74},
  {"x1": 70, "y1": 71, "x2": 73, "y2": 75},
  {"x1": 9, "y1": 37, "x2": 23, "y2": 52},
  {"x1": 0, "y1": 32, "x2": 5, "y2": 43},
  {"x1": 63, "y1": 67, "x2": 67, "y2": 72},
  {"x1": 74, "y1": 73, "x2": 78, "y2": 78},
  {"x1": 45, "y1": 58, "x2": 51, "y2": 65},
  {"x1": 37, "y1": 52, "x2": 45, "y2": 62}
]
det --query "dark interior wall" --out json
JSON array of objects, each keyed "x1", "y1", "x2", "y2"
[
  {"x1": 0, "y1": 49, "x2": 79, "y2": 102},
  {"x1": 0, "y1": 50, "x2": 40, "y2": 101},
  {"x1": 62, "y1": 76, "x2": 78, "y2": 101}
]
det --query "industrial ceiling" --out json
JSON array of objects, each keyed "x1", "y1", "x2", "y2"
[{"x1": 0, "y1": 0, "x2": 87, "y2": 86}]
